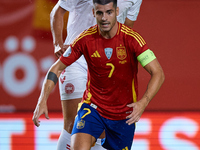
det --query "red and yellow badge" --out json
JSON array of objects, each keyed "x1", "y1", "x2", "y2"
[{"x1": 116, "y1": 46, "x2": 127, "y2": 60}]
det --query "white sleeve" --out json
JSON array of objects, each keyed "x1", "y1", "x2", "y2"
[
  {"x1": 127, "y1": 0, "x2": 142, "y2": 21},
  {"x1": 58, "y1": 0, "x2": 79, "y2": 12}
]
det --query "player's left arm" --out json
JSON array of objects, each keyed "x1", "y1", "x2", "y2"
[
  {"x1": 124, "y1": 0, "x2": 143, "y2": 28},
  {"x1": 126, "y1": 55, "x2": 165, "y2": 125},
  {"x1": 124, "y1": 17, "x2": 135, "y2": 29},
  {"x1": 32, "y1": 59, "x2": 67, "y2": 127}
]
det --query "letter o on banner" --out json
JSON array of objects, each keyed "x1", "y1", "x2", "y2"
[{"x1": 2, "y1": 53, "x2": 38, "y2": 97}]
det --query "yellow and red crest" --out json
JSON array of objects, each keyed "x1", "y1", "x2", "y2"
[{"x1": 116, "y1": 46, "x2": 127, "y2": 60}]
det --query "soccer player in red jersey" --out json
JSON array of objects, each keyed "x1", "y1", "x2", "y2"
[
  {"x1": 48, "y1": 0, "x2": 142, "y2": 149},
  {"x1": 33, "y1": 0, "x2": 164, "y2": 149}
]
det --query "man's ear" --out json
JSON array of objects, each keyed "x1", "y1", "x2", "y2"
[
  {"x1": 116, "y1": 7, "x2": 119, "y2": 16},
  {"x1": 92, "y1": 8, "x2": 95, "y2": 17}
]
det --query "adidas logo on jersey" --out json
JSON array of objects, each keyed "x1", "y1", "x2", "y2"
[{"x1": 91, "y1": 51, "x2": 101, "y2": 57}]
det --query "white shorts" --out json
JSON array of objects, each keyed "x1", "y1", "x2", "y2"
[{"x1": 59, "y1": 56, "x2": 87, "y2": 100}]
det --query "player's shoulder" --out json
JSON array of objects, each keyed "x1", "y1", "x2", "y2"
[
  {"x1": 71, "y1": 25, "x2": 98, "y2": 47},
  {"x1": 132, "y1": 0, "x2": 143, "y2": 4},
  {"x1": 81, "y1": 25, "x2": 98, "y2": 36},
  {"x1": 120, "y1": 23, "x2": 138, "y2": 38},
  {"x1": 120, "y1": 23, "x2": 136, "y2": 35},
  {"x1": 119, "y1": 23, "x2": 146, "y2": 47},
  {"x1": 118, "y1": 0, "x2": 142, "y2": 5}
]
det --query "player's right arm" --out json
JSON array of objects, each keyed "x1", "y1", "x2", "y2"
[
  {"x1": 32, "y1": 60, "x2": 67, "y2": 127},
  {"x1": 50, "y1": 2, "x2": 68, "y2": 58}
]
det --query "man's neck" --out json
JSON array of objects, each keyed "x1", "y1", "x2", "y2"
[{"x1": 100, "y1": 21, "x2": 118, "y2": 39}]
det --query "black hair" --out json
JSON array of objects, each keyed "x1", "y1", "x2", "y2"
[{"x1": 93, "y1": 0, "x2": 117, "y2": 8}]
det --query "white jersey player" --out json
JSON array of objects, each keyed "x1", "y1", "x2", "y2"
[
  {"x1": 57, "y1": 0, "x2": 143, "y2": 102},
  {"x1": 34, "y1": 0, "x2": 143, "y2": 150}
]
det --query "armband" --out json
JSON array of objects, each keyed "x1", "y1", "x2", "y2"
[
  {"x1": 137, "y1": 49, "x2": 156, "y2": 67},
  {"x1": 47, "y1": 72, "x2": 58, "y2": 85}
]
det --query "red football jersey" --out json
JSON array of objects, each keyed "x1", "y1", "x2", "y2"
[{"x1": 60, "y1": 23, "x2": 149, "y2": 120}]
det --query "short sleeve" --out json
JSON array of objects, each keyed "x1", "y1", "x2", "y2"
[
  {"x1": 60, "y1": 44, "x2": 82, "y2": 66},
  {"x1": 58, "y1": 0, "x2": 79, "y2": 12},
  {"x1": 127, "y1": 0, "x2": 142, "y2": 21}
]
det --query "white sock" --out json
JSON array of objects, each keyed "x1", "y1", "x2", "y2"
[
  {"x1": 57, "y1": 129, "x2": 71, "y2": 150},
  {"x1": 91, "y1": 138, "x2": 106, "y2": 150},
  {"x1": 57, "y1": 129, "x2": 106, "y2": 150}
]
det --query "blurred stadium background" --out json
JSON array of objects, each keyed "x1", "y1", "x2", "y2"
[{"x1": 0, "y1": 0, "x2": 200, "y2": 149}]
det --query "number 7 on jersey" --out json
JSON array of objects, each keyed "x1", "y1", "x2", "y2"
[{"x1": 106, "y1": 63, "x2": 115, "y2": 78}]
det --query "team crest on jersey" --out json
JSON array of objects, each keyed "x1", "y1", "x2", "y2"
[
  {"x1": 104, "y1": 48, "x2": 113, "y2": 59},
  {"x1": 76, "y1": 120, "x2": 85, "y2": 129},
  {"x1": 116, "y1": 46, "x2": 127, "y2": 60}
]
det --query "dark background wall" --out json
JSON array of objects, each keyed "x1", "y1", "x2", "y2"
[{"x1": 134, "y1": 0, "x2": 200, "y2": 111}]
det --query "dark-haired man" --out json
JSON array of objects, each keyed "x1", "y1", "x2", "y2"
[{"x1": 33, "y1": 0, "x2": 164, "y2": 149}]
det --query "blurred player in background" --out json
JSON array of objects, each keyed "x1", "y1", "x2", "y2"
[{"x1": 33, "y1": 0, "x2": 142, "y2": 149}]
